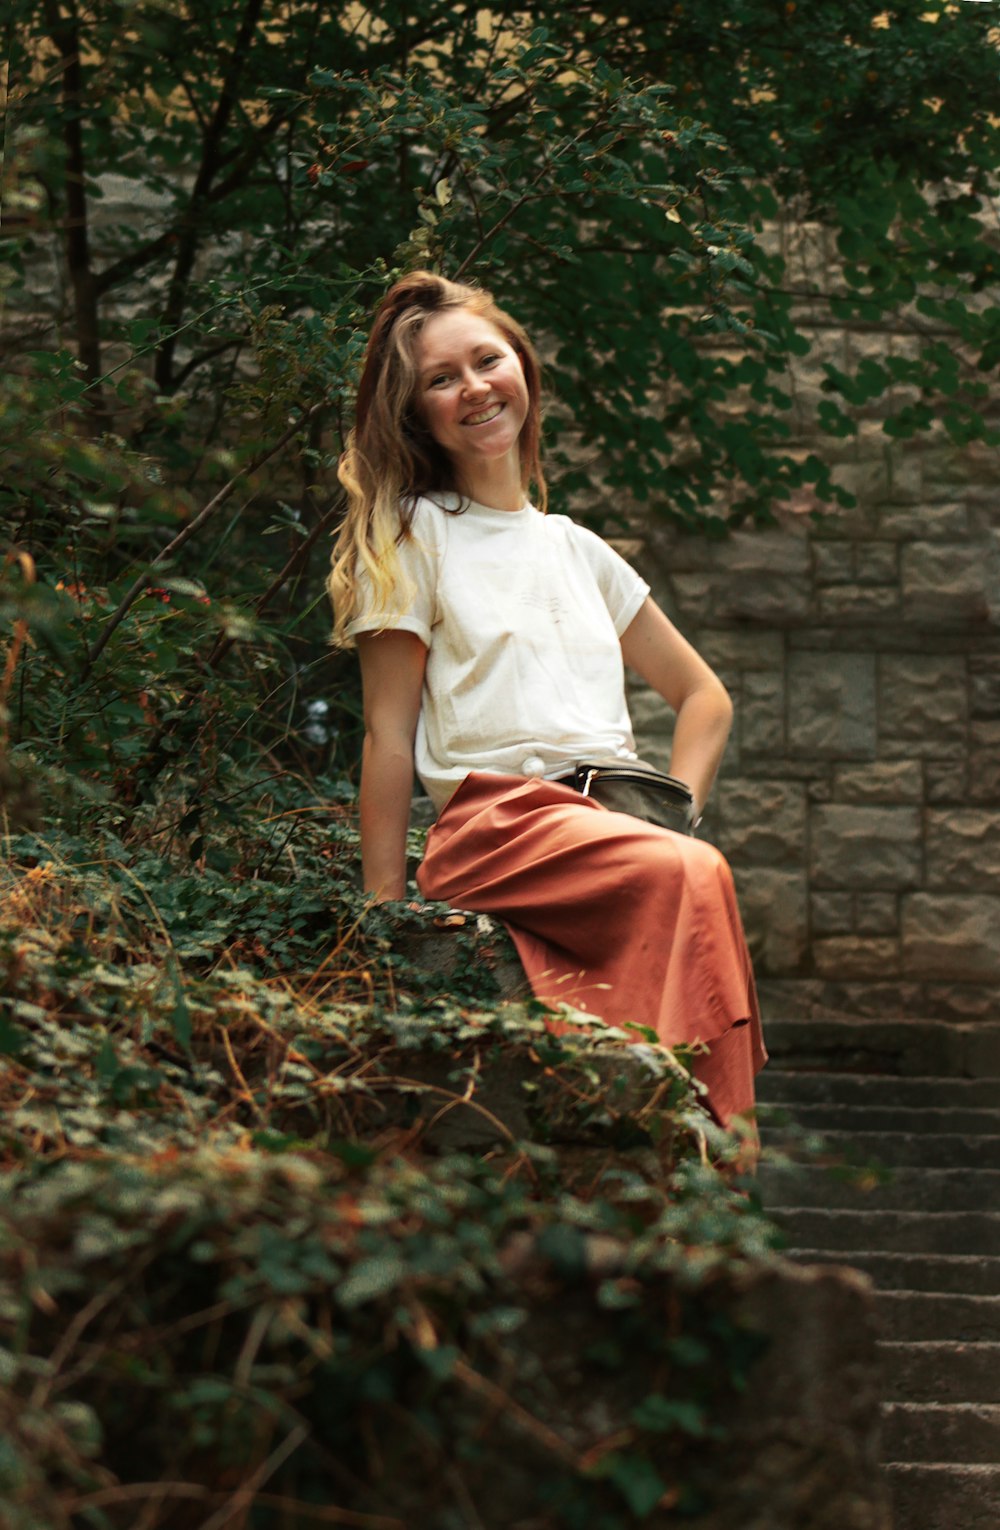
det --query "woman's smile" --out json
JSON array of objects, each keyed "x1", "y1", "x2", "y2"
[{"x1": 463, "y1": 402, "x2": 504, "y2": 426}]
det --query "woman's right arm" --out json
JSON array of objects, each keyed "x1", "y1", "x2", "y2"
[{"x1": 356, "y1": 629, "x2": 428, "y2": 901}]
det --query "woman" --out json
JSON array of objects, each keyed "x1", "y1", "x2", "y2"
[{"x1": 329, "y1": 270, "x2": 765, "y2": 1132}]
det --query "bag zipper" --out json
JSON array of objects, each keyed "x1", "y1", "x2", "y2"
[{"x1": 577, "y1": 765, "x2": 692, "y2": 802}]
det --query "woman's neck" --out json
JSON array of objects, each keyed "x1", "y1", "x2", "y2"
[{"x1": 454, "y1": 455, "x2": 525, "y2": 512}]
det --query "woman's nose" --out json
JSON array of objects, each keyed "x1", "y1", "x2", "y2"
[{"x1": 460, "y1": 368, "x2": 490, "y2": 397}]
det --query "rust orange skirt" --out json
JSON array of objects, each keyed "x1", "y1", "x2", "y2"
[{"x1": 417, "y1": 772, "x2": 767, "y2": 1130}]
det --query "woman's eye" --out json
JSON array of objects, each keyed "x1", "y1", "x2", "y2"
[
  {"x1": 480, "y1": 354, "x2": 499, "y2": 367},
  {"x1": 429, "y1": 374, "x2": 450, "y2": 388}
]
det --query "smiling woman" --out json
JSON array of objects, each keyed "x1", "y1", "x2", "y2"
[
  {"x1": 415, "y1": 309, "x2": 529, "y2": 508},
  {"x1": 327, "y1": 272, "x2": 766, "y2": 1141}
]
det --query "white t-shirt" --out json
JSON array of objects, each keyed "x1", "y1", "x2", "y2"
[{"x1": 347, "y1": 494, "x2": 650, "y2": 813}]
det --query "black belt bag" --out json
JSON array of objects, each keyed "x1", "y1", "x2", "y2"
[{"x1": 559, "y1": 762, "x2": 697, "y2": 836}]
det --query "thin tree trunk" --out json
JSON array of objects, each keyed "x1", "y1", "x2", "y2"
[{"x1": 42, "y1": 0, "x2": 106, "y2": 420}]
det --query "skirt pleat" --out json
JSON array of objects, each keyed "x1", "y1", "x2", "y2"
[{"x1": 416, "y1": 772, "x2": 767, "y2": 1129}]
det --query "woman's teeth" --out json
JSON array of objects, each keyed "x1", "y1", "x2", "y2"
[{"x1": 464, "y1": 404, "x2": 503, "y2": 425}]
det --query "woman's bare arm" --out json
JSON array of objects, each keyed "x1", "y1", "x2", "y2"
[
  {"x1": 620, "y1": 597, "x2": 733, "y2": 815},
  {"x1": 356, "y1": 630, "x2": 428, "y2": 900}
]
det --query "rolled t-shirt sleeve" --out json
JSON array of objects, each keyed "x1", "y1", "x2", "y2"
[
  {"x1": 567, "y1": 522, "x2": 650, "y2": 635},
  {"x1": 345, "y1": 516, "x2": 439, "y2": 647}
]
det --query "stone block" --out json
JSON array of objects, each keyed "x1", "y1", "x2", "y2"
[
  {"x1": 732, "y1": 867, "x2": 809, "y2": 974},
  {"x1": 695, "y1": 631, "x2": 785, "y2": 672},
  {"x1": 969, "y1": 720, "x2": 1000, "y2": 802},
  {"x1": 714, "y1": 578, "x2": 813, "y2": 624},
  {"x1": 964, "y1": 1019, "x2": 1000, "y2": 1073},
  {"x1": 811, "y1": 891, "x2": 854, "y2": 935},
  {"x1": 628, "y1": 680, "x2": 677, "y2": 752},
  {"x1": 714, "y1": 779, "x2": 806, "y2": 866},
  {"x1": 813, "y1": 937, "x2": 900, "y2": 979},
  {"x1": 902, "y1": 893, "x2": 1000, "y2": 981},
  {"x1": 705, "y1": 1264, "x2": 889, "y2": 1530},
  {"x1": 855, "y1": 893, "x2": 899, "y2": 934},
  {"x1": 792, "y1": 624, "x2": 971, "y2": 656},
  {"x1": 925, "y1": 984, "x2": 1000, "y2": 1024},
  {"x1": 672, "y1": 571, "x2": 719, "y2": 618},
  {"x1": 813, "y1": 542, "x2": 854, "y2": 585},
  {"x1": 606, "y1": 537, "x2": 645, "y2": 563},
  {"x1": 741, "y1": 669, "x2": 785, "y2": 755},
  {"x1": 877, "y1": 502, "x2": 969, "y2": 541},
  {"x1": 879, "y1": 654, "x2": 968, "y2": 753},
  {"x1": 924, "y1": 439, "x2": 1000, "y2": 490},
  {"x1": 645, "y1": 524, "x2": 719, "y2": 572},
  {"x1": 927, "y1": 809, "x2": 1000, "y2": 890},
  {"x1": 836, "y1": 441, "x2": 922, "y2": 505},
  {"x1": 902, "y1": 542, "x2": 997, "y2": 623},
  {"x1": 926, "y1": 761, "x2": 967, "y2": 803},
  {"x1": 833, "y1": 761, "x2": 923, "y2": 803},
  {"x1": 810, "y1": 805, "x2": 923, "y2": 889},
  {"x1": 855, "y1": 540, "x2": 899, "y2": 585},
  {"x1": 741, "y1": 756, "x2": 835, "y2": 781},
  {"x1": 818, "y1": 584, "x2": 900, "y2": 619},
  {"x1": 758, "y1": 978, "x2": 924, "y2": 1021},
  {"x1": 787, "y1": 652, "x2": 876, "y2": 759},
  {"x1": 970, "y1": 657, "x2": 1000, "y2": 718},
  {"x1": 710, "y1": 528, "x2": 813, "y2": 622},
  {"x1": 810, "y1": 499, "x2": 880, "y2": 540}
]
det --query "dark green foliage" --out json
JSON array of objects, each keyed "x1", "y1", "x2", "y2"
[{"x1": 0, "y1": 811, "x2": 774, "y2": 1528}]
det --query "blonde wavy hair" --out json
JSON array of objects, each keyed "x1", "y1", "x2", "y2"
[{"x1": 328, "y1": 271, "x2": 546, "y2": 647}]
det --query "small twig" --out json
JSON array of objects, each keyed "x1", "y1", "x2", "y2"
[
  {"x1": 451, "y1": 1359, "x2": 580, "y2": 1467},
  {"x1": 233, "y1": 1302, "x2": 275, "y2": 1389},
  {"x1": 365, "y1": 1075, "x2": 517, "y2": 1146},
  {"x1": 65, "y1": 1478, "x2": 403, "y2": 1526},
  {"x1": 220, "y1": 1024, "x2": 268, "y2": 1123},
  {"x1": 194, "y1": 1421, "x2": 310, "y2": 1530},
  {"x1": 66, "y1": 1482, "x2": 214, "y2": 1512},
  {"x1": 30, "y1": 1258, "x2": 149, "y2": 1410},
  {"x1": 82, "y1": 403, "x2": 325, "y2": 677}
]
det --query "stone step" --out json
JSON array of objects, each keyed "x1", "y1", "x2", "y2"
[
  {"x1": 758, "y1": 1069, "x2": 1000, "y2": 1110},
  {"x1": 789, "y1": 1250, "x2": 1000, "y2": 1296},
  {"x1": 773, "y1": 1208, "x2": 1000, "y2": 1257},
  {"x1": 763, "y1": 1100, "x2": 1000, "y2": 1134},
  {"x1": 763, "y1": 1019, "x2": 1000, "y2": 1078},
  {"x1": 882, "y1": 1402, "x2": 1000, "y2": 1465},
  {"x1": 880, "y1": 1341, "x2": 1000, "y2": 1404},
  {"x1": 885, "y1": 1462, "x2": 1000, "y2": 1530},
  {"x1": 767, "y1": 1128, "x2": 1000, "y2": 1168},
  {"x1": 761, "y1": 1164, "x2": 1000, "y2": 1214},
  {"x1": 878, "y1": 1291, "x2": 1000, "y2": 1343}
]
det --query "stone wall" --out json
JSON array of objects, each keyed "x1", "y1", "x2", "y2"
[{"x1": 624, "y1": 394, "x2": 1000, "y2": 1024}]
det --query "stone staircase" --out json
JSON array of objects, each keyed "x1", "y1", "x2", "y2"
[{"x1": 757, "y1": 1018, "x2": 1000, "y2": 1530}]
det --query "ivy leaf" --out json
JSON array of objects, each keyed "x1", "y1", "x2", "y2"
[
  {"x1": 608, "y1": 1452, "x2": 670, "y2": 1518},
  {"x1": 166, "y1": 957, "x2": 192, "y2": 1055},
  {"x1": 336, "y1": 1253, "x2": 407, "y2": 1309},
  {"x1": 632, "y1": 1393, "x2": 709, "y2": 1436}
]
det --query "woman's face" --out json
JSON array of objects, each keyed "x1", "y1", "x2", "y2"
[{"x1": 414, "y1": 307, "x2": 529, "y2": 475}]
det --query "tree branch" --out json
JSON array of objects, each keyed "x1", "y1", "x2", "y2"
[{"x1": 154, "y1": 0, "x2": 266, "y2": 391}]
